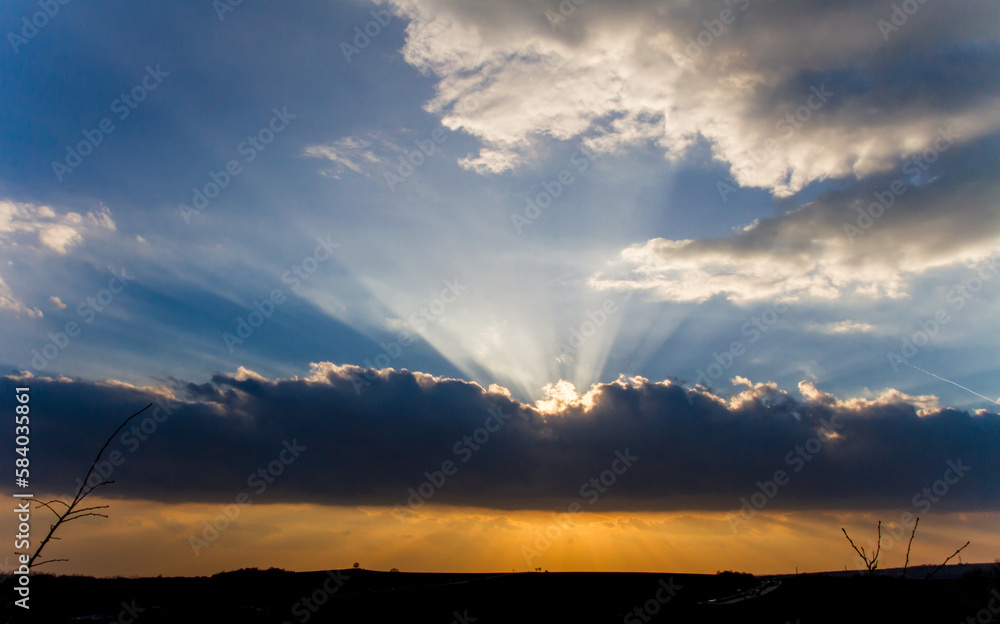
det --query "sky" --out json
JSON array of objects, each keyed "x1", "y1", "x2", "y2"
[{"x1": 1, "y1": 0, "x2": 999, "y2": 577}]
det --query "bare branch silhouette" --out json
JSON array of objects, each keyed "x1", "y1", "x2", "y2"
[
  {"x1": 872, "y1": 521, "x2": 881, "y2": 568},
  {"x1": 902, "y1": 517, "x2": 919, "y2": 579},
  {"x1": 61, "y1": 512, "x2": 110, "y2": 524},
  {"x1": 30, "y1": 558, "x2": 69, "y2": 568},
  {"x1": 35, "y1": 500, "x2": 69, "y2": 519},
  {"x1": 842, "y1": 528, "x2": 866, "y2": 560},
  {"x1": 842, "y1": 521, "x2": 882, "y2": 575},
  {"x1": 26, "y1": 403, "x2": 153, "y2": 569},
  {"x1": 925, "y1": 541, "x2": 970, "y2": 579},
  {"x1": 67, "y1": 505, "x2": 112, "y2": 515}
]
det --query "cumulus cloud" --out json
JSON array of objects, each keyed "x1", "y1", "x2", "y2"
[
  {"x1": 0, "y1": 200, "x2": 116, "y2": 254},
  {"x1": 7, "y1": 364, "x2": 997, "y2": 512},
  {"x1": 381, "y1": 0, "x2": 1000, "y2": 195}
]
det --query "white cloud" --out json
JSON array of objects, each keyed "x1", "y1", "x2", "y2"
[
  {"x1": 817, "y1": 320, "x2": 877, "y2": 334},
  {"x1": 797, "y1": 380, "x2": 940, "y2": 417},
  {"x1": 0, "y1": 275, "x2": 41, "y2": 317},
  {"x1": 38, "y1": 223, "x2": 84, "y2": 254},
  {"x1": 382, "y1": 0, "x2": 1000, "y2": 195},
  {"x1": 304, "y1": 136, "x2": 389, "y2": 179},
  {"x1": 588, "y1": 172, "x2": 1000, "y2": 304},
  {"x1": 0, "y1": 200, "x2": 117, "y2": 316},
  {"x1": 0, "y1": 200, "x2": 116, "y2": 254}
]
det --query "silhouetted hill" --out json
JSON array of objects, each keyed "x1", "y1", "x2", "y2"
[{"x1": 2, "y1": 566, "x2": 997, "y2": 623}]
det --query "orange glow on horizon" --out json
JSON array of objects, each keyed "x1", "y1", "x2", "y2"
[{"x1": 21, "y1": 496, "x2": 1000, "y2": 578}]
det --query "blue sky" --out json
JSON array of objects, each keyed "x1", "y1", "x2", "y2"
[{"x1": 4, "y1": 0, "x2": 998, "y2": 411}]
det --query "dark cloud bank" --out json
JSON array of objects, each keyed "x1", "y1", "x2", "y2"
[{"x1": 6, "y1": 366, "x2": 997, "y2": 513}]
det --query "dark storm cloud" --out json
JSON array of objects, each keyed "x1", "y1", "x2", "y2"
[{"x1": 6, "y1": 366, "x2": 997, "y2": 512}]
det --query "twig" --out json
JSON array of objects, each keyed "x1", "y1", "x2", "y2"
[
  {"x1": 872, "y1": 521, "x2": 882, "y2": 572},
  {"x1": 30, "y1": 559, "x2": 69, "y2": 568},
  {"x1": 65, "y1": 505, "x2": 111, "y2": 515},
  {"x1": 842, "y1": 521, "x2": 882, "y2": 575},
  {"x1": 925, "y1": 541, "x2": 970, "y2": 579},
  {"x1": 34, "y1": 500, "x2": 68, "y2": 519},
  {"x1": 902, "y1": 517, "x2": 919, "y2": 579},
  {"x1": 842, "y1": 528, "x2": 866, "y2": 561},
  {"x1": 26, "y1": 403, "x2": 152, "y2": 569},
  {"x1": 61, "y1": 512, "x2": 110, "y2": 524}
]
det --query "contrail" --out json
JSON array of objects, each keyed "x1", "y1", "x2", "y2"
[{"x1": 899, "y1": 360, "x2": 1000, "y2": 406}]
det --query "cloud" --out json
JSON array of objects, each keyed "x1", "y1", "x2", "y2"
[
  {"x1": 588, "y1": 163, "x2": 1000, "y2": 303},
  {"x1": 49, "y1": 296, "x2": 68, "y2": 310},
  {"x1": 38, "y1": 223, "x2": 84, "y2": 254},
  {"x1": 816, "y1": 320, "x2": 877, "y2": 335},
  {"x1": 381, "y1": 0, "x2": 1000, "y2": 195},
  {"x1": 0, "y1": 200, "x2": 116, "y2": 254},
  {"x1": 304, "y1": 136, "x2": 390, "y2": 179},
  {"x1": 0, "y1": 274, "x2": 42, "y2": 317},
  {"x1": 8, "y1": 364, "x2": 997, "y2": 513},
  {"x1": 0, "y1": 199, "x2": 117, "y2": 316}
]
